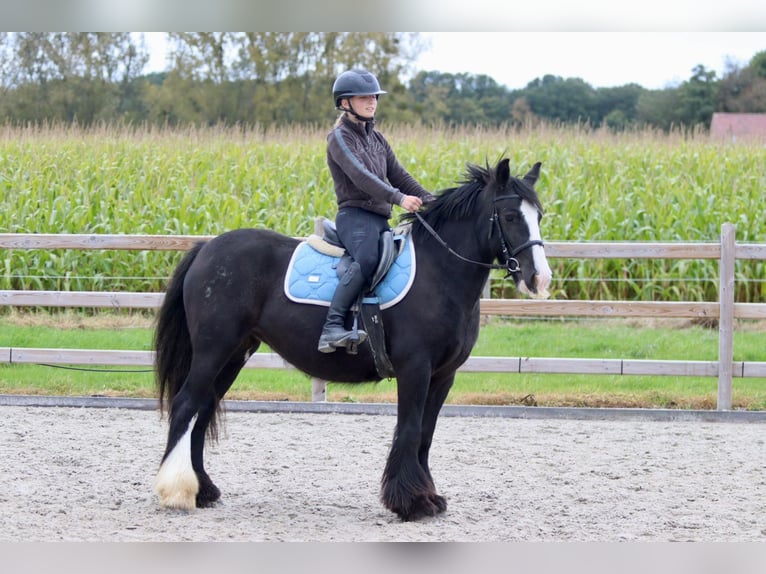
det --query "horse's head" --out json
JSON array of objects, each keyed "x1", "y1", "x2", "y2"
[
  {"x1": 489, "y1": 159, "x2": 552, "y2": 299},
  {"x1": 406, "y1": 158, "x2": 552, "y2": 299}
]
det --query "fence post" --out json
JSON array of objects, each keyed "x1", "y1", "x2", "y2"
[
  {"x1": 717, "y1": 223, "x2": 736, "y2": 410},
  {"x1": 311, "y1": 377, "x2": 327, "y2": 402}
]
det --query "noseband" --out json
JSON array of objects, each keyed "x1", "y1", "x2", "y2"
[{"x1": 413, "y1": 193, "x2": 543, "y2": 277}]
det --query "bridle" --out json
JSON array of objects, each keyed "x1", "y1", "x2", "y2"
[{"x1": 413, "y1": 193, "x2": 544, "y2": 278}]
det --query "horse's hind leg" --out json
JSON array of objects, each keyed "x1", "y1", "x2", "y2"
[
  {"x1": 191, "y1": 344, "x2": 257, "y2": 507},
  {"x1": 155, "y1": 343, "x2": 250, "y2": 510},
  {"x1": 154, "y1": 388, "x2": 202, "y2": 510},
  {"x1": 189, "y1": 394, "x2": 222, "y2": 507}
]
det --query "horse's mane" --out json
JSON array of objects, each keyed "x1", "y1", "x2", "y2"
[{"x1": 402, "y1": 161, "x2": 542, "y2": 241}]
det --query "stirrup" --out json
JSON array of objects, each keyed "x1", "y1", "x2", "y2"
[
  {"x1": 317, "y1": 329, "x2": 368, "y2": 354},
  {"x1": 337, "y1": 329, "x2": 368, "y2": 355}
]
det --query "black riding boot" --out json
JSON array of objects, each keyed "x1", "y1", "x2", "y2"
[{"x1": 317, "y1": 261, "x2": 368, "y2": 353}]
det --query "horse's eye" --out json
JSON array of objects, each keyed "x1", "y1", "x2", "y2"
[{"x1": 504, "y1": 211, "x2": 519, "y2": 223}]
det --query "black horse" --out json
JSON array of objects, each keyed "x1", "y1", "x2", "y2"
[{"x1": 153, "y1": 158, "x2": 552, "y2": 521}]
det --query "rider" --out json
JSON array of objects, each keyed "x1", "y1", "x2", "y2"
[{"x1": 318, "y1": 69, "x2": 434, "y2": 353}]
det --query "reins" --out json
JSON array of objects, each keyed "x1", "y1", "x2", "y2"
[
  {"x1": 413, "y1": 192, "x2": 543, "y2": 278},
  {"x1": 414, "y1": 211, "x2": 503, "y2": 270}
]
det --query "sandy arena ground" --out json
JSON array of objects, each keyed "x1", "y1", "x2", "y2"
[{"x1": 1, "y1": 405, "x2": 765, "y2": 542}]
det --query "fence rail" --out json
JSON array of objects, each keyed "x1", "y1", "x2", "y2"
[
  {"x1": 3, "y1": 291, "x2": 766, "y2": 320},
  {"x1": 2, "y1": 225, "x2": 766, "y2": 410}
]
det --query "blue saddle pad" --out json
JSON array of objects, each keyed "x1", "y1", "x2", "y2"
[{"x1": 284, "y1": 233, "x2": 415, "y2": 310}]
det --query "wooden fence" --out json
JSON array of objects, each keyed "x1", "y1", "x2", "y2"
[{"x1": 1, "y1": 224, "x2": 766, "y2": 410}]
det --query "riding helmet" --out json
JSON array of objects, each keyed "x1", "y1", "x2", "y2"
[{"x1": 332, "y1": 69, "x2": 387, "y2": 108}]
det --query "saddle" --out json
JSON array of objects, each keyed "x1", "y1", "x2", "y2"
[
  {"x1": 313, "y1": 217, "x2": 405, "y2": 293},
  {"x1": 288, "y1": 217, "x2": 413, "y2": 378}
]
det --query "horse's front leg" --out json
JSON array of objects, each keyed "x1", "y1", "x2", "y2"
[
  {"x1": 381, "y1": 365, "x2": 440, "y2": 521},
  {"x1": 416, "y1": 372, "x2": 457, "y2": 515}
]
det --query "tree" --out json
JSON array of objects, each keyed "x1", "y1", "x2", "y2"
[
  {"x1": 675, "y1": 64, "x2": 718, "y2": 128},
  {"x1": 167, "y1": 32, "x2": 233, "y2": 84},
  {"x1": 718, "y1": 51, "x2": 766, "y2": 113},
  {"x1": 0, "y1": 33, "x2": 14, "y2": 91},
  {"x1": 636, "y1": 87, "x2": 679, "y2": 131},
  {"x1": 4, "y1": 32, "x2": 751, "y2": 131},
  {"x1": 3, "y1": 33, "x2": 148, "y2": 124},
  {"x1": 634, "y1": 65, "x2": 721, "y2": 131},
  {"x1": 521, "y1": 75, "x2": 598, "y2": 124},
  {"x1": 146, "y1": 33, "x2": 423, "y2": 126},
  {"x1": 750, "y1": 50, "x2": 766, "y2": 79},
  {"x1": 407, "y1": 71, "x2": 513, "y2": 125},
  {"x1": 594, "y1": 84, "x2": 644, "y2": 128}
]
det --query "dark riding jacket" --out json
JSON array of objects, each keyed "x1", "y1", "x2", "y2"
[{"x1": 326, "y1": 115, "x2": 433, "y2": 218}]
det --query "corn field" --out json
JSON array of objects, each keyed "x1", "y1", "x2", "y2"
[{"x1": 1, "y1": 122, "x2": 765, "y2": 302}]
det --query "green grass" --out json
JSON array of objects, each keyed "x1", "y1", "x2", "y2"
[{"x1": 1, "y1": 312, "x2": 764, "y2": 410}]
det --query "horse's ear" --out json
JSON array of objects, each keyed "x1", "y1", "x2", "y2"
[
  {"x1": 496, "y1": 158, "x2": 511, "y2": 186},
  {"x1": 523, "y1": 162, "x2": 542, "y2": 186}
]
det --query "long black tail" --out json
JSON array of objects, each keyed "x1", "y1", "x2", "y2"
[{"x1": 154, "y1": 241, "x2": 206, "y2": 416}]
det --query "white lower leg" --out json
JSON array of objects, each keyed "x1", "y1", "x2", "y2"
[{"x1": 154, "y1": 415, "x2": 199, "y2": 510}]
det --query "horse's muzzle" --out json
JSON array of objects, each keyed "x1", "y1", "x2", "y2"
[{"x1": 519, "y1": 271, "x2": 551, "y2": 300}]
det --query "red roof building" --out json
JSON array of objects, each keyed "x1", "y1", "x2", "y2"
[{"x1": 710, "y1": 113, "x2": 766, "y2": 142}]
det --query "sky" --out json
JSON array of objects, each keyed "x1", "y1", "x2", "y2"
[
  {"x1": 142, "y1": 32, "x2": 766, "y2": 91},
  {"x1": 415, "y1": 32, "x2": 766, "y2": 90}
]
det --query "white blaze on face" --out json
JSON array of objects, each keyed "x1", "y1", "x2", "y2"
[{"x1": 518, "y1": 200, "x2": 552, "y2": 300}]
